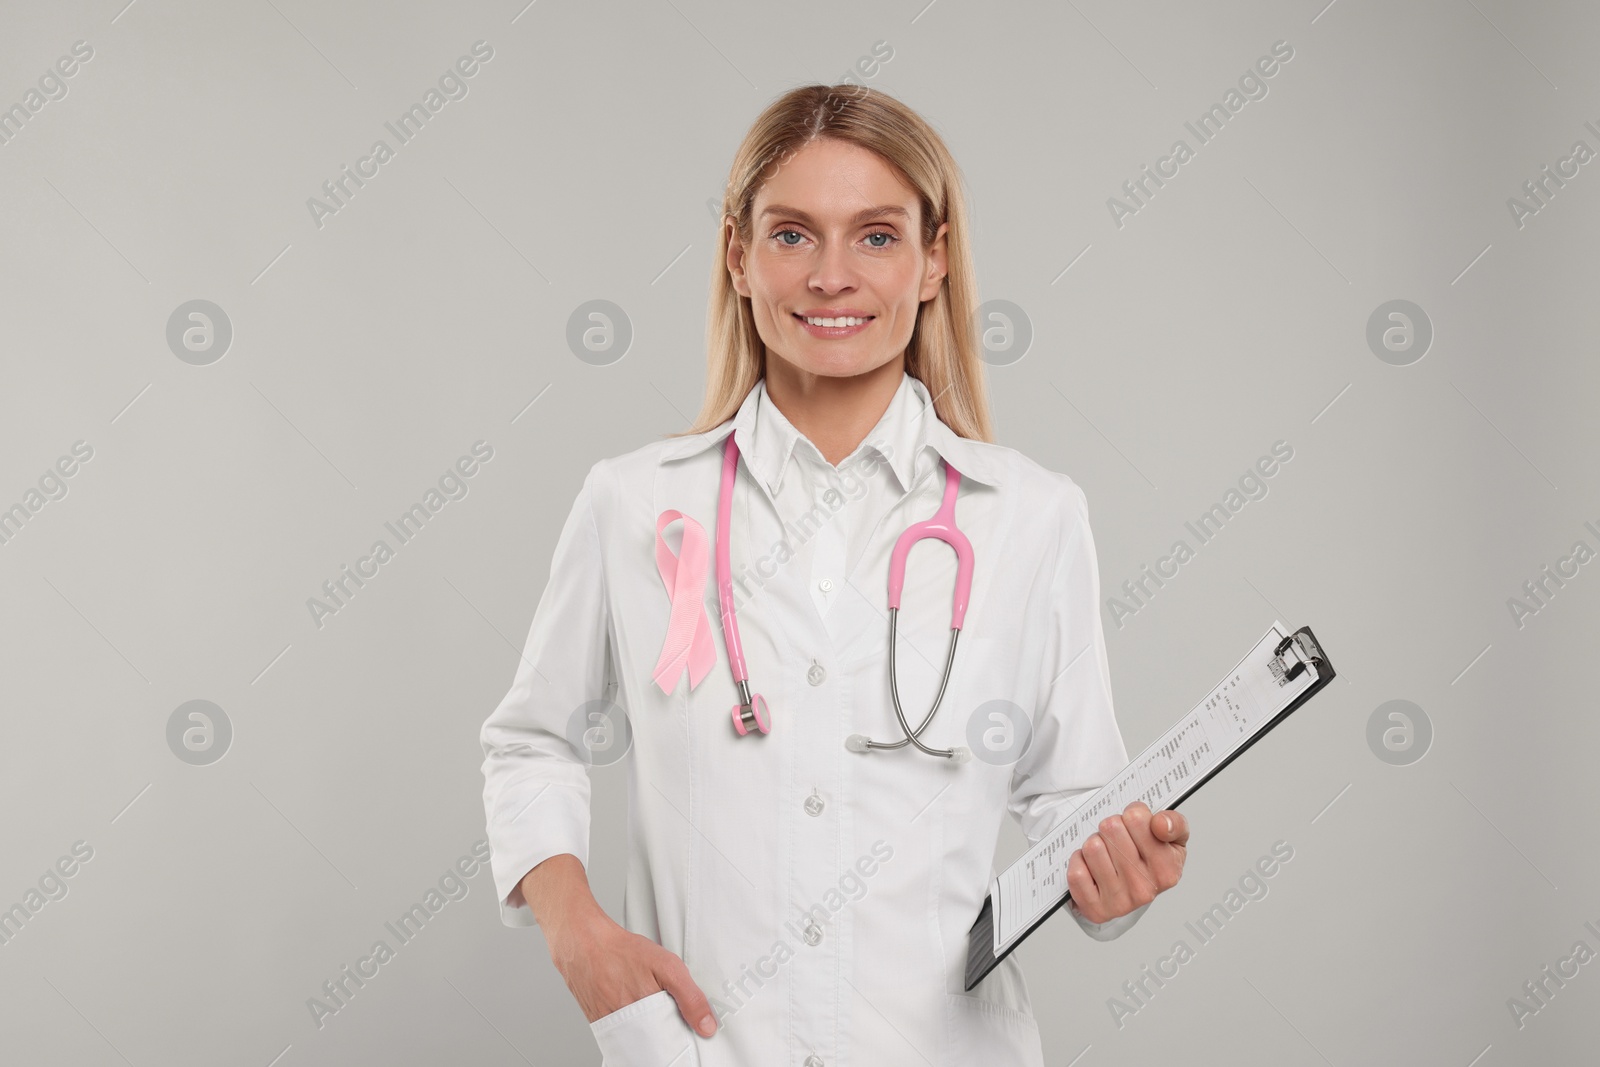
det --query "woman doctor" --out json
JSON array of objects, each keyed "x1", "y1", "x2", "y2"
[{"x1": 479, "y1": 84, "x2": 1190, "y2": 1066}]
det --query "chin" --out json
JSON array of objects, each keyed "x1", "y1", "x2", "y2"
[{"x1": 776, "y1": 347, "x2": 898, "y2": 379}]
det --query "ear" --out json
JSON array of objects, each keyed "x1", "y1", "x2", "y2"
[
  {"x1": 726, "y1": 217, "x2": 751, "y2": 299},
  {"x1": 920, "y1": 220, "x2": 948, "y2": 302}
]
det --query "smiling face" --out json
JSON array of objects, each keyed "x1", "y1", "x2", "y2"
[{"x1": 727, "y1": 137, "x2": 948, "y2": 382}]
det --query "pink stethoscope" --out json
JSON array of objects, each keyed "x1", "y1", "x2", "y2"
[{"x1": 717, "y1": 433, "x2": 974, "y2": 763}]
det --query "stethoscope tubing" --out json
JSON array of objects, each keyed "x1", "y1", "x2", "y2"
[
  {"x1": 872, "y1": 609, "x2": 962, "y2": 757},
  {"x1": 715, "y1": 431, "x2": 751, "y2": 685},
  {"x1": 713, "y1": 431, "x2": 972, "y2": 761}
]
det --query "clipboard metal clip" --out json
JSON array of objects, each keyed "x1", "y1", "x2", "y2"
[{"x1": 1270, "y1": 628, "x2": 1323, "y2": 684}]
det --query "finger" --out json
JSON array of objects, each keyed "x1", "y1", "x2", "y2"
[
  {"x1": 1156, "y1": 810, "x2": 1190, "y2": 846},
  {"x1": 1120, "y1": 804, "x2": 1169, "y2": 869},
  {"x1": 1067, "y1": 846, "x2": 1103, "y2": 918},
  {"x1": 656, "y1": 957, "x2": 718, "y2": 1037},
  {"x1": 1120, "y1": 809, "x2": 1184, "y2": 895},
  {"x1": 1099, "y1": 816, "x2": 1158, "y2": 906},
  {"x1": 1102, "y1": 812, "x2": 1150, "y2": 872},
  {"x1": 1083, "y1": 830, "x2": 1125, "y2": 911},
  {"x1": 1119, "y1": 803, "x2": 1161, "y2": 864},
  {"x1": 1119, "y1": 806, "x2": 1181, "y2": 891},
  {"x1": 1095, "y1": 816, "x2": 1139, "y2": 881}
]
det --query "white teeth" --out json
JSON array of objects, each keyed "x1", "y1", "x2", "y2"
[{"x1": 803, "y1": 316, "x2": 868, "y2": 327}]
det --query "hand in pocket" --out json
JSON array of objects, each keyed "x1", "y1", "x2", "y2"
[{"x1": 553, "y1": 912, "x2": 719, "y2": 1040}]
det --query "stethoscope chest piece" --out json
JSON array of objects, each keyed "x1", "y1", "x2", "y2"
[{"x1": 730, "y1": 680, "x2": 770, "y2": 736}]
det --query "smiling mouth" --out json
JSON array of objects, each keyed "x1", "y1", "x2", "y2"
[{"x1": 794, "y1": 313, "x2": 875, "y2": 327}]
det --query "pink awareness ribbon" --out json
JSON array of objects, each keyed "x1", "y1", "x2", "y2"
[{"x1": 652, "y1": 509, "x2": 717, "y2": 694}]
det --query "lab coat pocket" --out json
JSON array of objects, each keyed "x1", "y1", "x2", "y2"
[
  {"x1": 589, "y1": 989, "x2": 703, "y2": 1067},
  {"x1": 943, "y1": 991, "x2": 1043, "y2": 1066}
]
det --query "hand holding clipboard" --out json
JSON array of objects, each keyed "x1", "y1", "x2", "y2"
[
  {"x1": 1065, "y1": 799, "x2": 1191, "y2": 925},
  {"x1": 965, "y1": 622, "x2": 1336, "y2": 991}
]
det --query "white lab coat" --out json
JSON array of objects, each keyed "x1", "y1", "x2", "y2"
[{"x1": 480, "y1": 371, "x2": 1146, "y2": 1067}]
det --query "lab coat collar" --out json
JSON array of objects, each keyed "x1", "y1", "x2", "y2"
[
  {"x1": 659, "y1": 371, "x2": 1004, "y2": 490},
  {"x1": 750, "y1": 370, "x2": 925, "y2": 496}
]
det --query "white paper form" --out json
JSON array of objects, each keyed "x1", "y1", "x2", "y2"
[{"x1": 990, "y1": 622, "x2": 1319, "y2": 954}]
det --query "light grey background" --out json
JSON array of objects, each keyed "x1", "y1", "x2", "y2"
[{"x1": 1, "y1": 0, "x2": 1594, "y2": 1064}]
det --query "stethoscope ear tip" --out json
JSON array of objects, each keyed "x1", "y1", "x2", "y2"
[
  {"x1": 844, "y1": 734, "x2": 871, "y2": 753},
  {"x1": 949, "y1": 746, "x2": 972, "y2": 765}
]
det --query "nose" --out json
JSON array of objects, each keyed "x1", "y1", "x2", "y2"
[{"x1": 808, "y1": 234, "x2": 860, "y2": 294}]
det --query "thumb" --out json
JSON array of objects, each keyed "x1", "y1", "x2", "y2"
[
  {"x1": 1157, "y1": 811, "x2": 1190, "y2": 846},
  {"x1": 657, "y1": 958, "x2": 718, "y2": 1038}
]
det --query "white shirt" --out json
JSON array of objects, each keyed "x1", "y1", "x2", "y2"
[{"x1": 479, "y1": 371, "x2": 1147, "y2": 1067}]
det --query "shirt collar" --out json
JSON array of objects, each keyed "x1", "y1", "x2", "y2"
[{"x1": 660, "y1": 371, "x2": 1004, "y2": 490}]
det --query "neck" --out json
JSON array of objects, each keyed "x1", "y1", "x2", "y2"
[{"x1": 763, "y1": 354, "x2": 906, "y2": 467}]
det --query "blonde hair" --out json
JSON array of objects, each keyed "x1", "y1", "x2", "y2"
[{"x1": 671, "y1": 83, "x2": 994, "y2": 443}]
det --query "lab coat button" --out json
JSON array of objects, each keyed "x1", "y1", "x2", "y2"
[
  {"x1": 803, "y1": 921, "x2": 823, "y2": 946},
  {"x1": 807, "y1": 662, "x2": 826, "y2": 686},
  {"x1": 818, "y1": 577, "x2": 834, "y2": 592},
  {"x1": 804, "y1": 792, "x2": 824, "y2": 816}
]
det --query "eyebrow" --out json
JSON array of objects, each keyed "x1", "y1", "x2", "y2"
[{"x1": 757, "y1": 204, "x2": 912, "y2": 226}]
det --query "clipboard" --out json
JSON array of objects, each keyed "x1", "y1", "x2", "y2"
[{"x1": 964, "y1": 622, "x2": 1336, "y2": 991}]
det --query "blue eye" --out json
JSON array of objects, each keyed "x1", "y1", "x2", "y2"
[{"x1": 768, "y1": 229, "x2": 899, "y2": 249}]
